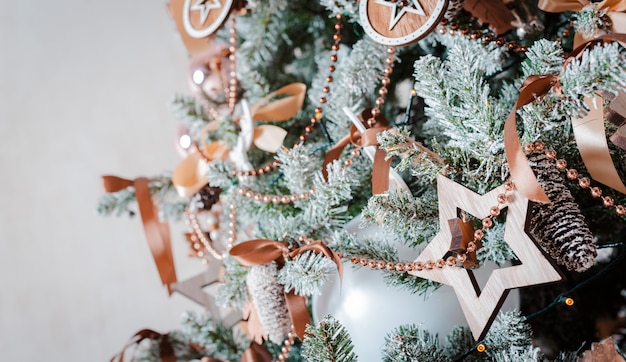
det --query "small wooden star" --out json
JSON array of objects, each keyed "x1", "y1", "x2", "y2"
[
  {"x1": 409, "y1": 175, "x2": 563, "y2": 340},
  {"x1": 171, "y1": 257, "x2": 241, "y2": 327},
  {"x1": 579, "y1": 337, "x2": 626, "y2": 362},
  {"x1": 448, "y1": 217, "x2": 479, "y2": 268}
]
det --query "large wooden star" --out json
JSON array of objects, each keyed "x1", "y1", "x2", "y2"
[
  {"x1": 171, "y1": 258, "x2": 241, "y2": 327},
  {"x1": 409, "y1": 175, "x2": 563, "y2": 340}
]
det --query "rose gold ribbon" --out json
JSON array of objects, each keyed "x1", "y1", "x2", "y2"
[
  {"x1": 504, "y1": 34, "x2": 626, "y2": 201},
  {"x1": 573, "y1": 96, "x2": 626, "y2": 193},
  {"x1": 102, "y1": 176, "x2": 177, "y2": 294},
  {"x1": 250, "y1": 83, "x2": 306, "y2": 122},
  {"x1": 322, "y1": 109, "x2": 392, "y2": 195},
  {"x1": 230, "y1": 238, "x2": 343, "y2": 340},
  {"x1": 538, "y1": 0, "x2": 626, "y2": 47},
  {"x1": 110, "y1": 329, "x2": 177, "y2": 362}
]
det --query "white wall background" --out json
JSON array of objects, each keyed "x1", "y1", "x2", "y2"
[{"x1": 0, "y1": 1, "x2": 206, "y2": 360}]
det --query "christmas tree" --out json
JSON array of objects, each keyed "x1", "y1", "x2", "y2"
[{"x1": 100, "y1": 0, "x2": 626, "y2": 360}]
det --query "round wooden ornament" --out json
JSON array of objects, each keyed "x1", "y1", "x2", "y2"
[
  {"x1": 182, "y1": 0, "x2": 234, "y2": 39},
  {"x1": 359, "y1": 0, "x2": 449, "y2": 46},
  {"x1": 169, "y1": 0, "x2": 235, "y2": 55}
]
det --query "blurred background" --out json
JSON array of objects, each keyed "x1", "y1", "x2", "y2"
[{"x1": 0, "y1": 1, "x2": 206, "y2": 360}]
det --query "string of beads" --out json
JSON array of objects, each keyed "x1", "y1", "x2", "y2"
[
  {"x1": 525, "y1": 140, "x2": 626, "y2": 217},
  {"x1": 345, "y1": 181, "x2": 514, "y2": 272},
  {"x1": 227, "y1": 18, "x2": 239, "y2": 114},
  {"x1": 184, "y1": 203, "x2": 237, "y2": 261},
  {"x1": 277, "y1": 330, "x2": 296, "y2": 362}
]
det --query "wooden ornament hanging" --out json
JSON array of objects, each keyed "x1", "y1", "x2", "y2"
[
  {"x1": 169, "y1": 0, "x2": 236, "y2": 55},
  {"x1": 170, "y1": 259, "x2": 241, "y2": 327},
  {"x1": 578, "y1": 337, "x2": 626, "y2": 362},
  {"x1": 359, "y1": 0, "x2": 449, "y2": 46},
  {"x1": 409, "y1": 175, "x2": 563, "y2": 340}
]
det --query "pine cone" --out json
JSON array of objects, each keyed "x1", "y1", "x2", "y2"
[
  {"x1": 527, "y1": 152, "x2": 597, "y2": 272},
  {"x1": 246, "y1": 262, "x2": 291, "y2": 343},
  {"x1": 193, "y1": 185, "x2": 222, "y2": 211}
]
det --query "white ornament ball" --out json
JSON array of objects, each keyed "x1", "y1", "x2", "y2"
[{"x1": 312, "y1": 216, "x2": 519, "y2": 359}]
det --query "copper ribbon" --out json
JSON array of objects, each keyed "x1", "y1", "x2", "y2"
[
  {"x1": 504, "y1": 34, "x2": 626, "y2": 201},
  {"x1": 230, "y1": 239, "x2": 343, "y2": 340},
  {"x1": 538, "y1": 0, "x2": 626, "y2": 47},
  {"x1": 322, "y1": 109, "x2": 392, "y2": 195},
  {"x1": 102, "y1": 176, "x2": 177, "y2": 294},
  {"x1": 240, "y1": 341, "x2": 273, "y2": 362},
  {"x1": 110, "y1": 329, "x2": 176, "y2": 362}
]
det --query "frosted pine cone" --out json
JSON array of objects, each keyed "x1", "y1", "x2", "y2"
[
  {"x1": 527, "y1": 152, "x2": 597, "y2": 272},
  {"x1": 246, "y1": 262, "x2": 291, "y2": 343}
]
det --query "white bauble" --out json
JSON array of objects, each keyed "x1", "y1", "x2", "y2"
[{"x1": 312, "y1": 216, "x2": 519, "y2": 359}]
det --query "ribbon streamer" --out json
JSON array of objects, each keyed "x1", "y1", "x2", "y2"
[
  {"x1": 504, "y1": 34, "x2": 626, "y2": 202},
  {"x1": 323, "y1": 108, "x2": 392, "y2": 195},
  {"x1": 102, "y1": 176, "x2": 177, "y2": 293},
  {"x1": 230, "y1": 238, "x2": 343, "y2": 340},
  {"x1": 572, "y1": 96, "x2": 626, "y2": 193}
]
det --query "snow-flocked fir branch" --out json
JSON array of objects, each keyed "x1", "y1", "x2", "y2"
[
  {"x1": 246, "y1": 262, "x2": 292, "y2": 344},
  {"x1": 483, "y1": 310, "x2": 534, "y2": 358},
  {"x1": 170, "y1": 94, "x2": 212, "y2": 138},
  {"x1": 379, "y1": 311, "x2": 537, "y2": 361},
  {"x1": 476, "y1": 221, "x2": 519, "y2": 267},
  {"x1": 206, "y1": 160, "x2": 239, "y2": 189},
  {"x1": 302, "y1": 315, "x2": 358, "y2": 362},
  {"x1": 360, "y1": 187, "x2": 439, "y2": 247},
  {"x1": 240, "y1": 159, "x2": 364, "y2": 241},
  {"x1": 381, "y1": 325, "x2": 448, "y2": 362},
  {"x1": 275, "y1": 144, "x2": 324, "y2": 195},
  {"x1": 319, "y1": 0, "x2": 359, "y2": 21},
  {"x1": 97, "y1": 174, "x2": 187, "y2": 220},
  {"x1": 560, "y1": 42, "x2": 626, "y2": 105},
  {"x1": 376, "y1": 126, "x2": 447, "y2": 182},
  {"x1": 521, "y1": 39, "x2": 565, "y2": 77},
  {"x1": 234, "y1": 0, "x2": 332, "y2": 100},
  {"x1": 133, "y1": 311, "x2": 248, "y2": 362},
  {"x1": 180, "y1": 311, "x2": 249, "y2": 361},
  {"x1": 412, "y1": 35, "x2": 511, "y2": 192},
  {"x1": 575, "y1": 4, "x2": 610, "y2": 39},
  {"x1": 279, "y1": 251, "x2": 337, "y2": 296},
  {"x1": 216, "y1": 256, "x2": 250, "y2": 311},
  {"x1": 310, "y1": 38, "x2": 390, "y2": 137}
]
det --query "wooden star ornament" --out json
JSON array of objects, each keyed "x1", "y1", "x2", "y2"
[
  {"x1": 171, "y1": 257, "x2": 241, "y2": 327},
  {"x1": 409, "y1": 174, "x2": 563, "y2": 340},
  {"x1": 359, "y1": 0, "x2": 448, "y2": 46}
]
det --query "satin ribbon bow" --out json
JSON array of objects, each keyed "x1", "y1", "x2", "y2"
[
  {"x1": 110, "y1": 329, "x2": 179, "y2": 362},
  {"x1": 229, "y1": 238, "x2": 343, "y2": 340},
  {"x1": 538, "y1": 0, "x2": 626, "y2": 47},
  {"x1": 322, "y1": 108, "x2": 392, "y2": 195},
  {"x1": 172, "y1": 83, "x2": 307, "y2": 197},
  {"x1": 102, "y1": 176, "x2": 177, "y2": 293},
  {"x1": 504, "y1": 34, "x2": 626, "y2": 202}
]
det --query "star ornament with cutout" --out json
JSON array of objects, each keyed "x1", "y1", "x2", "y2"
[
  {"x1": 190, "y1": 0, "x2": 222, "y2": 25},
  {"x1": 171, "y1": 256, "x2": 241, "y2": 327},
  {"x1": 374, "y1": 0, "x2": 426, "y2": 30},
  {"x1": 409, "y1": 175, "x2": 563, "y2": 340}
]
